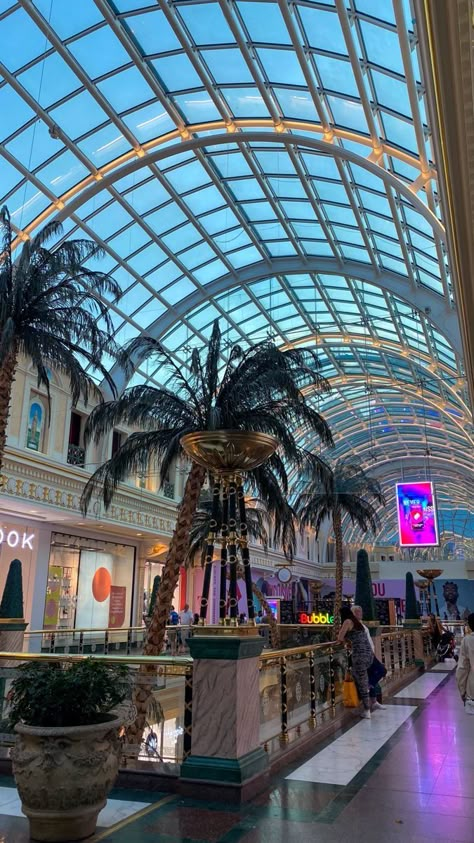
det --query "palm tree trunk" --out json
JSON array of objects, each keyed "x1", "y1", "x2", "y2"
[
  {"x1": 333, "y1": 509, "x2": 344, "y2": 639},
  {"x1": 0, "y1": 349, "x2": 17, "y2": 474},
  {"x1": 252, "y1": 583, "x2": 280, "y2": 648},
  {"x1": 126, "y1": 461, "x2": 206, "y2": 746}
]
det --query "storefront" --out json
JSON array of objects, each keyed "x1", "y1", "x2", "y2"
[{"x1": 43, "y1": 532, "x2": 136, "y2": 632}]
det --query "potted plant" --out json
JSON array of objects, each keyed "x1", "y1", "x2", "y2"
[{"x1": 8, "y1": 659, "x2": 130, "y2": 842}]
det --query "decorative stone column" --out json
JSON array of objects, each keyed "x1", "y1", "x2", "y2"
[{"x1": 180, "y1": 627, "x2": 268, "y2": 798}]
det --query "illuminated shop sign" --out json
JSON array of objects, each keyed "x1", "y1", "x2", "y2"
[
  {"x1": 0, "y1": 529, "x2": 35, "y2": 550},
  {"x1": 299, "y1": 611, "x2": 334, "y2": 625}
]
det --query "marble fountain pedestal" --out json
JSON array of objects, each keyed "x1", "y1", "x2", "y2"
[{"x1": 180, "y1": 626, "x2": 269, "y2": 800}]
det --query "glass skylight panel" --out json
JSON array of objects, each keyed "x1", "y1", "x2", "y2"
[
  {"x1": 172, "y1": 92, "x2": 222, "y2": 123},
  {"x1": 298, "y1": 6, "x2": 347, "y2": 54},
  {"x1": 18, "y1": 54, "x2": 81, "y2": 109},
  {"x1": 179, "y1": 241, "x2": 218, "y2": 272},
  {"x1": 152, "y1": 53, "x2": 203, "y2": 93},
  {"x1": 227, "y1": 244, "x2": 264, "y2": 268},
  {"x1": 5, "y1": 120, "x2": 63, "y2": 172},
  {"x1": 193, "y1": 259, "x2": 229, "y2": 284},
  {"x1": 34, "y1": 0, "x2": 104, "y2": 40},
  {"x1": 68, "y1": 29, "x2": 131, "y2": 79},
  {"x1": 221, "y1": 89, "x2": 269, "y2": 119},
  {"x1": 237, "y1": 1, "x2": 291, "y2": 45},
  {"x1": 0, "y1": 8, "x2": 50, "y2": 71},
  {"x1": 161, "y1": 277, "x2": 197, "y2": 306},
  {"x1": 381, "y1": 113, "x2": 418, "y2": 154},
  {"x1": 36, "y1": 151, "x2": 89, "y2": 195},
  {"x1": 97, "y1": 67, "x2": 156, "y2": 113},
  {"x1": 316, "y1": 55, "x2": 359, "y2": 98},
  {"x1": 49, "y1": 90, "x2": 110, "y2": 139},
  {"x1": 146, "y1": 205, "x2": 188, "y2": 236},
  {"x1": 199, "y1": 208, "x2": 240, "y2": 236},
  {"x1": 269, "y1": 179, "x2": 307, "y2": 200},
  {"x1": 184, "y1": 185, "x2": 225, "y2": 216},
  {"x1": 201, "y1": 49, "x2": 254, "y2": 85},
  {"x1": 326, "y1": 97, "x2": 368, "y2": 134},
  {"x1": 162, "y1": 223, "x2": 201, "y2": 253},
  {"x1": 178, "y1": 3, "x2": 234, "y2": 45},
  {"x1": 7, "y1": 181, "x2": 50, "y2": 226},
  {"x1": 258, "y1": 49, "x2": 307, "y2": 88}
]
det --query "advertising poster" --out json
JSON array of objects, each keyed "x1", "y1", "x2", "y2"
[
  {"x1": 26, "y1": 401, "x2": 43, "y2": 451},
  {"x1": 108, "y1": 585, "x2": 126, "y2": 628},
  {"x1": 396, "y1": 482, "x2": 439, "y2": 547},
  {"x1": 43, "y1": 565, "x2": 62, "y2": 627},
  {"x1": 437, "y1": 579, "x2": 474, "y2": 621}
]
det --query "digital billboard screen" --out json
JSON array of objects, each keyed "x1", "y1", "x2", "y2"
[{"x1": 396, "y1": 482, "x2": 439, "y2": 547}]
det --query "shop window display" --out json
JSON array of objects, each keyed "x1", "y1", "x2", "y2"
[{"x1": 43, "y1": 533, "x2": 135, "y2": 632}]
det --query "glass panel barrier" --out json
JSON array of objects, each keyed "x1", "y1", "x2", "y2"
[{"x1": 0, "y1": 653, "x2": 192, "y2": 776}]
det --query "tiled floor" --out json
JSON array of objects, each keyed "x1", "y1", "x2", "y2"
[{"x1": 1, "y1": 662, "x2": 472, "y2": 843}]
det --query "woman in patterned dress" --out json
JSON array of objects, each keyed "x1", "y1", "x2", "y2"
[{"x1": 338, "y1": 605, "x2": 374, "y2": 719}]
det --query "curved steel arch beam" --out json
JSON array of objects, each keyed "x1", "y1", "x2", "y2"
[
  {"x1": 13, "y1": 125, "x2": 442, "y2": 249},
  {"x1": 104, "y1": 258, "x2": 460, "y2": 395},
  {"x1": 142, "y1": 256, "x2": 458, "y2": 345}
]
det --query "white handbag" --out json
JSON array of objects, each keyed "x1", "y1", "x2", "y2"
[{"x1": 465, "y1": 697, "x2": 474, "y2": 715}]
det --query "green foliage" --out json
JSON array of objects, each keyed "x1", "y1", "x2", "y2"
[
  {"x1": 0, "y1": 559, "x2": 23, "y2": 619},
  {"x1": 405, "y1": 572, "x2": 419, "y2": 620},
  {"x1": 147, "y1": 575, "x2": 161, "y2": 618},
  {"x1": 82, "y1": 319, "x2": 334, "y2": 559},
  {"x1": 296, "y1": 458, "x2": 386, "y2": 536},
  {"x1": 355, "y1": 548, "x2": 376, "y2": 621},
  {"x1": 7, "y1": 660, "x2": 131, "y2": 728},
  {"x1": 0, "y1": 205, "x2": 121, "y2": 407}
]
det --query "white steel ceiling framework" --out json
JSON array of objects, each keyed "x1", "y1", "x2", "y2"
[{"x1": 1, "y1": 0, "x2": 472, "y2": 544}]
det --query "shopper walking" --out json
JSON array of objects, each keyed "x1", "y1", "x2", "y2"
[
  {"x1": 338, "y1": 606, "x2": 374, "y2": 718},
  {"x1": 456, "y1": 613, "x2": 474, "y2": 711}
]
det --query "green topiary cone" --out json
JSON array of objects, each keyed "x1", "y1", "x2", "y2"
[
  {"x1": 405, "y1": 571, "x2": 419, "y2": 621},
  {"x1": 354, "y1": 548, "x2": 376, "y2": 621},
  {"x1": 0, "y1": 559, "x2": 24, "y2": 619},
  {"x1": 147, "y1": 575, "x2": 161, "y2": 618}
]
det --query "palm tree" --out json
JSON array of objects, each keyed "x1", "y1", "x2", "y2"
[
  {"x1": 186, "y1": 493, "x2": 287, "y2": 647},
  {"x1": 296, "y1": 459, "x2": 385, "y2": 635},
  {"x1": 82, "y1": 320, "x2": 333, "y2": 745},
  {"x1": 0, "y1": 206, "x2": 121, "y2": 471}
]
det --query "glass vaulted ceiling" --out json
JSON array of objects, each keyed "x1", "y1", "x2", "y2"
[{"x1": 1, "y1": 0, "x2": 473, "y2": 544}]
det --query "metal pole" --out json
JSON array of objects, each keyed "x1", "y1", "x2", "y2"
[
  {"x1": 199, "y1": 479, "x2": 221, "y2": 622},
  {"x1": 228, "y1": 476, "x2": 238, "y2": 623},
  {"x1": 219, "y1": 483, "x2": 228, "y2": 624},
  {"x1": 238, "y1": 478, "x2": 255, "y2": 621},
  {"x1": 279, "y1": 656, "x2": 288, "y2": 744}
]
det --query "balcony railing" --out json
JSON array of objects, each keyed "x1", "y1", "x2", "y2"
[
  {"x1": 67, "y1": 444, "x2": 85, "y2": 467},
  {"x1": 163, "y1": 481, "x2": 175, "y2": 499}
]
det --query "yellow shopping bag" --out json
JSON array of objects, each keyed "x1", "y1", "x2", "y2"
[{"x1": 343, "y1": 670, "x2": 360, "y2": 708}]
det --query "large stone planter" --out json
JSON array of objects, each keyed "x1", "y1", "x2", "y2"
[{"x1": 11, "y1": 715, "x2": 123, "y2": 842}]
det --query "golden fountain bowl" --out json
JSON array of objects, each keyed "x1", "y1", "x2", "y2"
[
  {"x1": 414, "y1": 579, "x2": 429, "y2": 590},
  {"x1": 180, "y1": 430, "x2": 278, "y2": 474},
  {"x1": 416, "y1": 569, "x2": 444, "y2": 581}
]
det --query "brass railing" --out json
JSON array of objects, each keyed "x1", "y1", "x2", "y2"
[
  {"x1": 258, "y1": 628, "x2": 422, "y2": 754},
  {"x1": 24, "y1": 623, "x2": 271, "y2": 655},
  {"x1": 258, "y1": 641, "x2": 345, "y2": 752},
  {"x1": 0, "y1": 652, "x2": 193, "y2": 772}
]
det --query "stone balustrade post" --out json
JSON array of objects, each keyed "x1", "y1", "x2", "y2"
[{"x1": 180, "y1": 628, "x2": 269, "y2": 799}]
